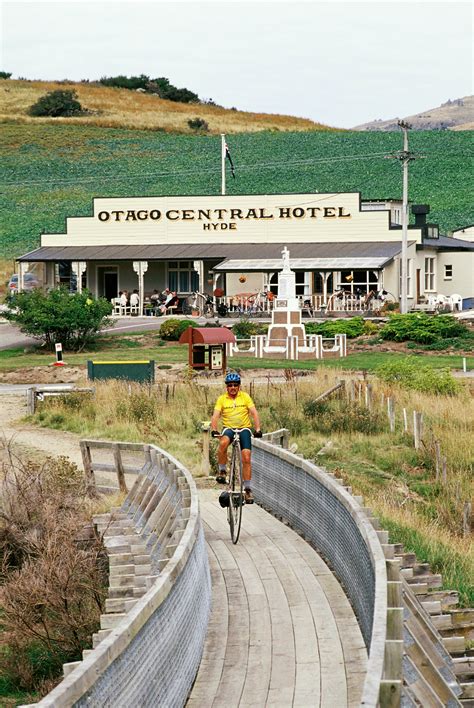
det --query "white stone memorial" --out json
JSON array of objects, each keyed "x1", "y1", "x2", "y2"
[{"x1": 265, "y1": 246, "x2": 306, "y2": 353}]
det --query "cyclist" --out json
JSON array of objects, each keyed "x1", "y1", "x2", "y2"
[{"x1": 210, "y1": 372, "x2": 262, "y2": 504}]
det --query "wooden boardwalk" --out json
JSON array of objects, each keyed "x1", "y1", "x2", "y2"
[{"x1": 188, "y1": 489, "x2": 367, "y2": 708}]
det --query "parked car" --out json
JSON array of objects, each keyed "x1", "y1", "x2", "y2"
[{"x1": 8, "y1": 273, "x2": 40, "y2": 293}]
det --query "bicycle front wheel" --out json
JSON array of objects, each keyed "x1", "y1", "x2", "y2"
[
  {"x1": 227, "y1": 441, "x2": 243, "y2": 544},
  {"x1": 204, "y1": 304, "x2": 214, "y2": 319}
]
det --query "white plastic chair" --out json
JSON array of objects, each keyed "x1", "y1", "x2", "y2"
[{"x1": 448, "y1": 294, "x2": 463, "y2": 312}]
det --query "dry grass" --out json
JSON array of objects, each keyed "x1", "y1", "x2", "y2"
[
  {"x1": 31, "y1": 371, "x2": 473, "y2": 601},
  {"x1": 0, "y1": 80, "x2": 337, "y2": 134}
]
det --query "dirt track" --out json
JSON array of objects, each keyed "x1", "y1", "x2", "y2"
[{"x1": 0, "y1": 393, "x2": 83, "y2": 466}]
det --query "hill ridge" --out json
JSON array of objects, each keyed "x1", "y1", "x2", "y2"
[{"x1": 353, "y1": 95, "x2": 474, "y2": 131}]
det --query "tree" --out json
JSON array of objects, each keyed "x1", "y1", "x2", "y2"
[
  {"x1": 4, "y1": 288, "x2": 113, "y2": 351},
  {"x1": 28, "y1": 89, "x2": 83, "y2": 117},
  {"x1": 188, "y1": 117, "x2": 209, "y2": 132},
  {"x1": 0, "y1": 71, "x2": 12, "y2": 79}
]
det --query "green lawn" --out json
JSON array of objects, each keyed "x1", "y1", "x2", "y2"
[
  {"x1": 0, "y1": 342, "x2": 471, "y2": 373},
  {"x1": 2, "y1": 124, "x2": 473, "y2": 257}
]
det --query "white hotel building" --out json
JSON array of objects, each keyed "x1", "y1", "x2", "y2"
[{"x1": 18, "y1": 191, "x2": 474, "y2": 311}]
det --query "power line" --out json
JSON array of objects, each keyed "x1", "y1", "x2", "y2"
[{"x1": 0, "y1": 151, "x2": 394, "y2": 188}]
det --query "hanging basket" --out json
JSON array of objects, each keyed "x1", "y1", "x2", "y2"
[
  {"x1": 213, "y1": 288, "x2": 224, "y2": 297},
  {"x1": 239, "y1": 275, "x2": 247, "y2": 283}
]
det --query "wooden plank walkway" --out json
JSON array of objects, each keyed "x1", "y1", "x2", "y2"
[{"x1": 187, "y1": 489, "x2": 367, "y2": 708}]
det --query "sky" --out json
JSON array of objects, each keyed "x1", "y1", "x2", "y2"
[{"x1": 1, "y1": 0, "x2": 472, "y2": 128}]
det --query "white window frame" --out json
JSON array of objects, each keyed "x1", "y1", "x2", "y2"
[
  {"x1": 444, "y1": 264, "x2": 453, "y2": 280},
  {"x1": 167, "y1": 261, "x2": 199, "y2": 294},
  {"x1": 424, "y1": 257, "x2": 436, "y2": 292},
  {"x1": 399, "y1": 258, "x2": 413, "y2": 298}
]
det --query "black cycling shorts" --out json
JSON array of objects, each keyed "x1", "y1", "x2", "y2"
[{"x1": 222, "y1": 428, "x2": 252, "y2": 450}]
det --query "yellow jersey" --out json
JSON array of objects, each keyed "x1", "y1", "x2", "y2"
[{"x1": 214, "y1": 391, "x2": 255, "y2": 429}]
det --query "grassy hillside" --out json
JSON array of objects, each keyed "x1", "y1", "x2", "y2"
[
  {"x1": 0, "y1": 79, "x2": 332, "y2": 134},
  {"x1": 1, "y1": 123, "x2": 473, "y2": 259}
]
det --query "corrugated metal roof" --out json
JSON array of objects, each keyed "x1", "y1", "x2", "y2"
[
  {"x1": 18, "y1": 241, "x2": 405, "y2": 262},
  {"x1": 214, "y1": 256, "x2": 395, "y2": 271},
  {"x1": 420, "y1": 236, "x2": 474, "y2": 250}
]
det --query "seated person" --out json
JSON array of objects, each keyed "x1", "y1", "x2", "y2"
[
  {"x1": 119, "y1": 290, "x2": 129, "y2": 308},
  {"x1": 150, "y1": 289, "x2": 160, "y2": 304},
  {"x1": 160, "y1": 288, "x2": 171, "y2": 304},
  {"x1": 160, "y1": 291, "x2": 179, "y2": 314},
  {"x1": 130, "y1": 289, "x2": 139, "y2": 313}
]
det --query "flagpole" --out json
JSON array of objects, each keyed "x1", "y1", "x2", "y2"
[{"x1": 221, "y1": 133, "x2": 226, "y2": 195}]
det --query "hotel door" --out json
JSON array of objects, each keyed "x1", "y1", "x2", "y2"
[{"x1": 98, "y1": 267, "x2": 118, "y2": 301}]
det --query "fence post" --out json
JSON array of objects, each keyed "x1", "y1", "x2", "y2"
[
  {"x1": 435, "y1": 441, "x2": 441, "y2": 481},
  {"x1": 413, "y1": 411, "x2": 423, "y2": 450},
  {"x1": 27, "y1": 386, "x2": 36, "y2": 415},
  {"x1": 463, "y1": 502, "x2": 472, "y2": 538},
  {"x1": 113, "y1": 444, "x2": 128, "y2": 493},
  {"x1": 80, "y1": 440, "x2": 95, "y2": 492},
  {"x1": 201, "y1": 423, "x2": 210, "y2": 476},
  {"x1": 365, "y1": 383, "x2": 373, "y2": 411},
  {"x1": 441, "y1": 456, "x2": 447, "y2": 484},
  {"x1": 402, "y1": 408, "x2": 408, "y2": 433},
  {"x1": 387, "y1": 398, "x2": 395, "y2": 433}
]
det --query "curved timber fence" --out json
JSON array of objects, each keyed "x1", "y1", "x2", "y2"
[
  {"x1": 254, "y1": 432, "x2": 402, "y2": 706},
  {"x1": 31, "y1": 441, "x2": 211, "y2": 708}
]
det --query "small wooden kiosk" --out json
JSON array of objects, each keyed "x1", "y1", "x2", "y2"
[{"x1": 179, "y1": 327, "x2": 236, "y2": 372}]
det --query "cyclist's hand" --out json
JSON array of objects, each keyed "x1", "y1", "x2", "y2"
[
  {"x1": 211, "y1": 430, "x2": 221, "y2": 438},
  {"x1": 253, "y1": 430, "x2": 263, "y2": 438}
]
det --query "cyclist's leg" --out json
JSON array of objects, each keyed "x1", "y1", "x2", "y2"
[
  {"x1": 239, "y1": 429, "x2": 254, "y2": 503},
  {"x1": 217, "y1": 429, "x2": 233, "y2": 481}
]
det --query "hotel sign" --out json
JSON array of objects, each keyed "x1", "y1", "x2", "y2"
[{"x1": 97, "y1": 205, "x2": 352, "y2": 231}]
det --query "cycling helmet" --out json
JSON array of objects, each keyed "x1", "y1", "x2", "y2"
[{"x1": 225, "y1": 371, "x2": 241, "y2": 385}]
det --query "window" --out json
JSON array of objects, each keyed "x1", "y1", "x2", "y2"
[
  {"x1": 444, "y1": 264, "x2": 453, "y2": 280},
  {"x1": 399, "y1": 258, "x2": 413, "y2": 297},
  {"x1": 426, "y1": 224, "x2": 439, "y2": 239},
  {"x1": 337, "y1": 269, "x2": 379, "y2": 295},
  {"x1": 168, "y1": 261, "x2": 199, "y2": 293},
  {"x1": 269, "y1": 271, "x2": 309, "y2": 296},
  {"x1": 424, "y1": 257, "x2": 435, "y2": 291}
]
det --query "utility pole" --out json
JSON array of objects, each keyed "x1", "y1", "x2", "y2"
[{"x1": 387, "y1": 121, "x2": 417, "y2": 314}]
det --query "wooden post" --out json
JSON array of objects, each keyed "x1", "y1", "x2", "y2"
[
  {"x1": 463, "y1": 502, "x2": 472, "y2": 538},
  {"x1": 202, "y1": 426, "x2": 210, "y2": 476},
  {"x1": 358, "y1": 382, "x2": 362, "y2": 402},
  {"x1": 463, "y1": 357, "x2": 467, "y2": 373},
  {"x1": 387, "y1": 398, "x2": 395, "y2": 433},
  {"x1": 413, "y1": 411, "x2": 422, "y2": 449},
  {"x1": 435, "y1": 441, "x2": 441, "y2": 481},
  {"x1": 441, "y1": 456, "x2": 447, "y2": 484},
  {"x1": 349, "y1": 379, "x2": 356, "y2": 402},
  {"x1": 80, "y1": 440, "x2": 95, "y2": 492},
  {"x1": 113, "y1": 444, "x2": 128, "y2": 493},
  {"x1": 402, "y1": 408, "x2": 408, "y2": 433},
  {"x1": 27, "y1": 387, "x2": 36, "y2": 415},
  {"x1": 365, "y1": 383, "x2": 373, "y2": 411}
]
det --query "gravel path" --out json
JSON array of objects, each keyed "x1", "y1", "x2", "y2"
[{"x1": 0, "y1": 393, "x2": 83, "y2": 466}]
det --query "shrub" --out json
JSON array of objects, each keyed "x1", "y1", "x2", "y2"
[
  {"x1": 188, "y1": 117, "x2": 209, "y2": 132},
  {"x1": 303, "y1": 399, "x2": 385, "y2": 434},
  {"x1": 232, "y1": 319, "x2": 267, "y2": 339},
  {"x1": 0, "y1": 450, "x2": 107, "y2": 695},
  {"x1": 380, "y1": 313, "x2": 467, "y2": 344},
  {"x1": 305, "y1": 317, "x2": 365, "y2": 338},
  {"x1": 28, "y1": 89, "x2": 83, "y2": 117},
  {"x1": 376, "y1": 358, "x2": 461, "y2": 395},
  {"x1": 159, "y1": 318, "x2": 196, "y2": 341},
  {"x1": 3, "y1": 287, "x2": 113, "y2": 351}
]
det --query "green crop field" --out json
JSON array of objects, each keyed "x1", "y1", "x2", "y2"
[{"x1": 1, "y1": 123, "x2": 473, "y2": 258}]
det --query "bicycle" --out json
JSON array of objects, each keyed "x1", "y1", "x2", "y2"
[{"x1": 216, "y1": 428, "x2": 249, "y2": 544}]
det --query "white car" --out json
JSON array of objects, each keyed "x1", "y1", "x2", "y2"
[{"x1": 8, "y1": 273, "x2": 40, "y2": 293}]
